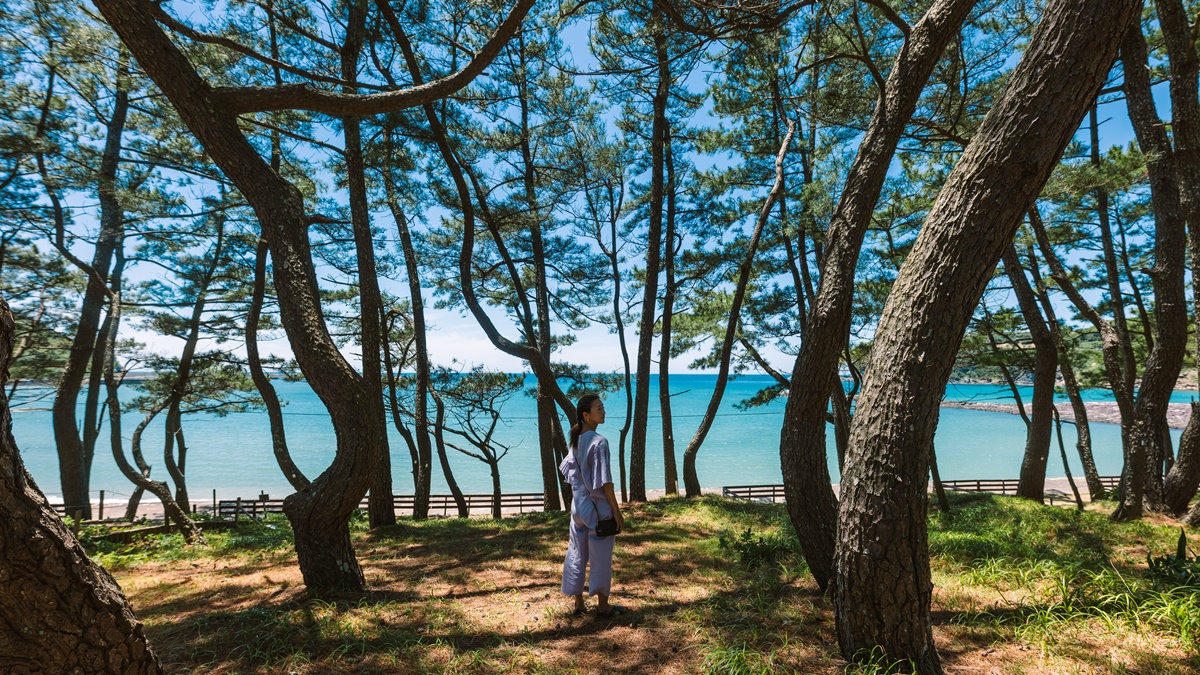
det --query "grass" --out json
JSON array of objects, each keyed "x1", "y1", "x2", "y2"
[{"x1": 90, "y1": 493, "x2": 1200, "y2": 674}]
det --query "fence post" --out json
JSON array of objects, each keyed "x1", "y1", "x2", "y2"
[
  {"x1": 235, "y1": 497, "x2": 242, "y2": 522},
  {"x1": 98, "y1": 490, "x2": 105, "y2": 520},
  {"x1": 212, "y1": 489, "x2": 217, "y2": 514},
  {"x1": 72, "y1": 510, "x2": 82, "y2": 536}
]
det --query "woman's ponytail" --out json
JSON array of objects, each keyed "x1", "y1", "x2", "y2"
[{"x1": 569, "y1": 394, "x2": 600, "y2": 450}]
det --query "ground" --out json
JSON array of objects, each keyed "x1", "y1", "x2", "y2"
[{"x1": 84, "y1": 494, "x2": 1200, "y2": 674}]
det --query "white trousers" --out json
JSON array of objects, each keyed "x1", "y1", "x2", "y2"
[{"x1": 561, "y1": 498, "x2": 614, "y2": 596}]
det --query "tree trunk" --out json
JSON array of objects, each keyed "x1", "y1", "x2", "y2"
[
  {"x1": 0, "y1": 297, "x2": 164, "y2": 673},
  {"x1": 682, "y1": 122, "x2": 794, "y2": 497},
  {"x1": 490, "y1": 462, "x2": 503, "y2": 520},
  {"x1": 930, "y1": 442, "x2": 950, "y2": 514},
  {"x1": 517, "y1": 33, "x2": 569, "y2": 512},
  {"x1": 377, "y1": 4, "x2": 573, "y2": 513},
  {"x1": 1164, "y1": 403, "x2": 1200, "y2": 514},
  {"x1": 247, "y1": 240, "x2": 309, "y2": 492},
  {"x1": 833, "y1": 1, "x2": 1137, "y2": 670},
  {"x1": 384, "y1": 166, "x2": 435, "y2": 521},
  {"x1": 1027, "y1": 243, "x2": 1104, "y2": 498},
  {"x1": 630, "y1": 23, "x2": 669, "y2": 503},
  {"x1": 609, "y1": 213, "x2": 634, "y2": 503},
  {"x1": 432, "y1": 397, "x2": 469, "y2": 518},
  {"x1": 1053, "y1": 408, "x2": 1086, "y2": 511},
  {"x1": 162, "y1": 218, "x2": 226, "y2": 510},
  {"x1": 50, "y1": 69, "x2": 128, "y2": 520},
  {"x1": 1156, "y1": 0, "x2": 1200, "y2": 518},
  {"x1": 93, "y1": 0, "x2": 388, "y2": 594},
  {"x1": 1032, "y1": 207, "x2": 1137, "y2": 497},
  {"x1": 104, "y1": 235, "x2": 202, "y2": 541},
  {"x1": 1003, "y1": 245, "x2": 1056, "y2": 502},
  {"x1": 1116, "y1": 18, "x2": 1189, "y2": 519},
  {"x1": 780, "y1": 0, "x2": 977, "y2": 593},
  {"x1": 659, "y1": 125, "x2": 679, "y2": 496},
  {"x1": 339, "y1": 3, "x2": 393, "y2": 529}
]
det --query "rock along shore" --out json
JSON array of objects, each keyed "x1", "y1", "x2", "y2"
[{"x1": 941, "y1": 399, "x2": 1195, "y2": 429}]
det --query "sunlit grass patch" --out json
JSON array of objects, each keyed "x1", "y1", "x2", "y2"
[{"x1": 96, "y1": 491, "x2": 1200, "y2": 673}]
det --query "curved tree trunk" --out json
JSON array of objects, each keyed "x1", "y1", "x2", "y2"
[
  {"x1": 162, "y1": 217, "x2": 226, "y2": 510},
  {"x1": 1116, "y1": 19, "x2": 1189, "y2": 519},
  {"x1": 833, "y1": 1, "x2": 1137, "y2": 670},
  {"x1": 1156, "y1": 0, "x2": 1200, "y2": 518},
  {"x1": 681, "y1": 122, "x2": 794, "y2": 496},
  {"x1": 377, "y1": 0, "x2": 572, "y2": 510},
  {"x1": 779, "y1": 0, "x2": 977, "y2": 593},
  {"x1": 93, "y1": 0, "x2": 401, "y2": 594},
  {"x1": 0, "y1": 297, "x2": 164, "y2": 674},
  {"x1": 247, "y1": 240, "x2": 310, "y2": 492},
  {"x1": 1032, "y1": 207, "x2": 1137, "y2": 496},
  {"x1": 104, "y1": 238, "x2": 202, "y2": 542},
  {"x1": 1163, "y1": 403, "x2": 1200, "y2": 514},
  {"x1": 384, "y1": 162, "x2": 435, "y2": 521},
  {"x1": 339, "y1": 3, "x2": 394, "y2": 529},
  {"x1": 432, "y1": 396, "x2": 469, "y2": 518}
]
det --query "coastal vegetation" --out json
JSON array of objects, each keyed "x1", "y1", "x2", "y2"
[{"x1": 2, "y1": 0, "x2": 1200, "y2": 672}]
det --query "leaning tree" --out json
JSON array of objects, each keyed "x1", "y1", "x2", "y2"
[
  {"x1": 832, "y1": 0, "x2": 1139, "y2": 670},
  {"x1": 90, "y1": 0, "x2": 536, "y2": 594}
]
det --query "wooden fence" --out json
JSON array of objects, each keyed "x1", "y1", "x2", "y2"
[
  {"x1": 723, "y1": 477, "x2": 1123, "y2": 504},
  {"x1": 216, "y1": 492, "x2": 546, "y2": 520}
]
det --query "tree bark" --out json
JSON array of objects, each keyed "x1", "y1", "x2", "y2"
[
  {"x1": 1027, "y1": 242, "x2": 1103, "y2": 498},
  {"x1": 659, "y1": 125, "x2": 679, "y2": 496},
  {"x1": 1156, "y1": 0, "x2": 1200, "y2": 516},
  {"x1": 377, "y1": 1, "x2": 573, "y2": 511},
  {"x1": 383, "y1": 161, "x2": 435, "y2": 521},
  {"x1": 1032, "y1": 207, "x2": 1137, "y2": 495},
  {"x1": 340, "y1": 1, "x2": 393, "y2": 529},
  {"x1": 833, "y1": 1, "x2": 1137, "y2": 670},
  {"x1": 1003, "y1": 245, "x2": 1056, "y2": 502},
  {"x1": 92, "y1": 0, "x2": 423, "y2": 593},
  {"x1": 0, "y1": 297, "x2": 164, "y2": 674},
  {"x1": 432, "y1": 396, "x2": 469, "y2": 518},
  {"x1": 162, "y1": 216, "x2": 226, "y2": 510},
  {"x1": 779, "y1": 0, "x2": 977, "y2": 593},
  {"x1": 630, "y1": 22, "x2": 669, "y2": 503},
  {"x1": 1116, "y1": 18, "x2": 1189, "y2": 518},
  {"x1": 247, "y1": 240, "x2": 309, "y2": 492},
  {"x1": 1164, "y1": 403, "x2": 1200, "y2": 514}
]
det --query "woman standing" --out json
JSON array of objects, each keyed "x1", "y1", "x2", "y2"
[{"x1": 560, "y1": 393, "x2": 625, "y2": 616}]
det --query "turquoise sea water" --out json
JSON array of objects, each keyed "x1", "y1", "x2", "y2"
[{"x1": 11, "y1": 375, "x2": 1191, "y2": 504}]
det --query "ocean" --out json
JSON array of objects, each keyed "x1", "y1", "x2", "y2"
[{"x1": 11, "y1": 375, "x2": 1191, "y2": 505}]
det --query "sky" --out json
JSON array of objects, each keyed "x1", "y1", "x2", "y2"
[{"x1": 71, "y1": 6, "x2": 1175, "y2": 377}]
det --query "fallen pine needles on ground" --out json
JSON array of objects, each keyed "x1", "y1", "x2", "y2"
[{"x1": 87, "y1": 493, "x2": 1200, "y2": 674}]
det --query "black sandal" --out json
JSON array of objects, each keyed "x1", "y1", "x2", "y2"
[{"x1": 595, "y1": 604, "x2": 628, "y2": 617}]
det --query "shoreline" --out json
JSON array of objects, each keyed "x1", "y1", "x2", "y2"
[
  {"x1": 67, "y1": 477, "x2": 1098, "y2": 523},
  {"x1": 941, "y1": 399, "x2": 1194, "y2": 429}
]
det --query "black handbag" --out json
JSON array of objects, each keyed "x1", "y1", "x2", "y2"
[{"x1": 595, "y1": 517, "x2": 620, "y2": 538}]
